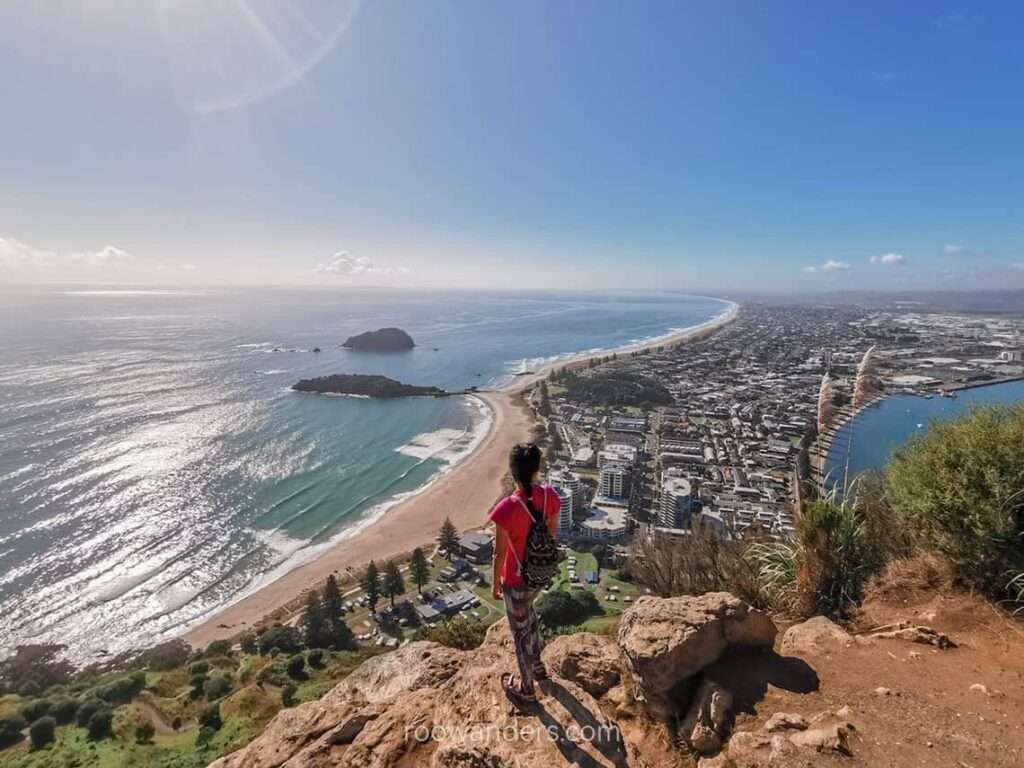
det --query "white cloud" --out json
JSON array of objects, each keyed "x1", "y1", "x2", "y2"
[
  {"x1": 0, "y1": 237, "x2": 134, "y2": 271},
  {"x1": 803, "y1": 259, "x2": 851, "y2": 273},
  {"x1": 314, "y1": 251, "x2": 410, "y2": 277},
  {"x1": 869, "y1": 252, "x2": 905, "y2": 265},
  {"x1": 1012, "y1": 263, "x2": 1024, "y2": 272},
  {"x1": 944, "y1": 243, "x2": 967, "y2": 255},
  {"x1": 181, "y1": 263, "x2": 197, "y2": 271}
]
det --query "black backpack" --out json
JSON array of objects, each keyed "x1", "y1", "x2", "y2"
[{"x1": 510, "y1": 486, "x2": 560, "y2": 589}]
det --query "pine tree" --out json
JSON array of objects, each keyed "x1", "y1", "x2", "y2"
[
  {"x1": 383, "y1": 560, "x2": 405, "y2": 608},
  {"x1": 322, "y1": 575, "x2": 343, "y2": 625},
  {"x1": 410, "y1": 547, "x2": 430, "y2": 594},
  {"x1": 538, "y1": 381, "x2": 551, "y2": 416},
  {"x1": 301, "y1": 590, "x2": 325, "y2": 649},
  {"x1": 438, "y1": 517, "x2": 460, "y2": 560},
  {"x1": 361, "y1": 561, "x2": 381, "y2": 614},
  {"x1": 548, "y1": 421, "x2": 563, "y2": 453}
]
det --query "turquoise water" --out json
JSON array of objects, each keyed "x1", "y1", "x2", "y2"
[
  {"x1": 825, "y1": 379, "x2": 1024, "y2": 487},
  {"x1": 0, "y1": 287, "x2": 727, "y2": 658}
]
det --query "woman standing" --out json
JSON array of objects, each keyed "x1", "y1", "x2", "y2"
[{"x1": 490, "y1": 442, "x2": 561, "y2": 708}]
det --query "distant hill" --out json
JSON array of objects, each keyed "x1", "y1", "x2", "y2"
[
  {"x1": 341, "y1": 327, "x2": 415, "y2": 351},
  {"x1": 292, "y1": 373, "x2": 443, "y2": 398}
]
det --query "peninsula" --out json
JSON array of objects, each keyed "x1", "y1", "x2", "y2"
[
  {"x1": 341, "y1": 327, "x2": 415, "y2": 351},
  {"x1": 291, "y1": 373, "x2": 444, "y2": 398}
]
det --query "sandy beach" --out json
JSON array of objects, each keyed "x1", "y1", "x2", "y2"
[{"x1": 185, "y1": 299, "x2": 738, "y2": 647}]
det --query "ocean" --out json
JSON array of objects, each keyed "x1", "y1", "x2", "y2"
[
  {"x1": 824, "y1": 379, "x2": 1024, "y2": 488},
  {"x1": 0, "y1": 287, "x2": 728, "y2": 660}
]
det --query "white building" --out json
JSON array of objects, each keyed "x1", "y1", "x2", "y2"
[
  {"x1": 599, "y1": 462, "x2": 629, "y2": 498},
  {"x1": 659, "y1": 475, "x2": 697, "y2": 529},
  {"x1": 580, "y1": 504, "x2": 628, "y2": 541},
  {"x1": 553, "y1": 485, "x2": 574, "y2": 535},
  {"x1": 598, "y1": 442, "x2": 637, "y2": 467}
]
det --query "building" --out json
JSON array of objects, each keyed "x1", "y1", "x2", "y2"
[
  {"x1": 553, "y1": 485, "x2": 574, "y2": 535},
  {"x1": 659, "y1": 475, "x2": 698, "y2": 529},
  {"x1": 456, "y1": 532, "x2": 493, "y2": 564},
  {"x1": 580, "y1": 504, "x2": 629, "y2": 541},
  {"x1": 599, "y1": 462, "x2": 630, "y2": 498},
  {"x1": 416, "y1": 588, "x2": 479, "y2": 624},
  {"x1": 599, "y1": 442, "x2": 638, "y2": 467}
]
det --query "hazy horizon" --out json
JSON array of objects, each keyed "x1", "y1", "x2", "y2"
[{"x1": 3, "y1": 2, "x2": 1024, "y2": 292}]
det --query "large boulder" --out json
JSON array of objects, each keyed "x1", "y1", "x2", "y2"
[
  {"x1": 617, "y1": 593, "x2": 777, "y2": 717},
  {"x1": 542, "y1": 632, "x2": 628, "y2": 698},
  {"x1": 780, "y1": 617, "x2": 852, "y2": 657}
]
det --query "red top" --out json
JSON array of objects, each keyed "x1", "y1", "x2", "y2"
[{"x1": 489, "y1": 484, "x2": 560, "y2": 588}]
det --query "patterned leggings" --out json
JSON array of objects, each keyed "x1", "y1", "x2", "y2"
[{"x1": 502, "y1": 583, "x2": 544, "y2": 695}]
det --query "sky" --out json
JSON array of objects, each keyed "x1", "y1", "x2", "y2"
[{"x1": 1, "y1": 1, "x2": 1023, "y2": 292}]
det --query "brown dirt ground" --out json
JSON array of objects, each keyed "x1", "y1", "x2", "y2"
[{"x1": 724, "y1": 585, "x2": 1024, "y2": 767}]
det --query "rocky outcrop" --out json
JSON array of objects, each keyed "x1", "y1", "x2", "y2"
[
  {"x1": 780, "y1": 616, "x2": 852, "y2": 657},
  {"x1": 341, "y1": 327, "x2": 415, "y2": 351},
  {"x1": 210, "y1": 595, "x2": 858, "y2": 768},
  {"x1": 617, "y1": 593, "x2": 776, "y2": 720}
]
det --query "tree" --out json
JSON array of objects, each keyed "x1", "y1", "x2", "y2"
[
  {"x1": 49, "y1": 697, "x2": 78, "y2": 726},
  {"x1": 409, "y1": 548, "x2": 430, "y2": 595},
  {"x1": 302, "y1": 590, "x2": 326, "y2": 649},
  {"x1": 204, "y1": 640, "x2": 232, "y2": 658},
  {"x1": 538, "y1": 381, "x2": 551, "y2": 416},
  {"x1": 87, "y1": 707, "x2": 114, "y2": 741},
  {"x1": 361, "y1": 561, "x2": 382, "y2": 614},
  {"x1": 307, "y1": 649, "x2": 326, "y2": 669},
  {"x1": 322, "y1": 575, "x2": 344, "y2": 625},
  {"x1": 135, "y1": 721, "x2": 155, "y2": 744},
  {"x1": 258, "y1": 625, "x2": 303, "y2": 656},
  {"x1": 382, "y1": 560, "x2": 405, "y2": 609},
  {"x1": 320, "y1": 575, "x2": 356, "y2": 650},
  {"x1": 20, "y1": 699, "x2": 51, "y2": 723},
  {"x1": 438, "y1": 518, "x2": 460, "y2": 559},
  {"x1": 0, "y1": 714, "x2": 26, "y2": 749},
  {"x1": 547, "y1": 421, "x2": 563, "y2": 453},
  {"x1": 29, "y1": 716, "x2": 55, "y2": 749},
  {"x1": 239, "y1": 633, "x2": 258, "y2": 655}
]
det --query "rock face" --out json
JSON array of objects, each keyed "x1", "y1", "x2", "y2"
[
  {"x1": 780, "y1": 616, "x2": 852, "y2": 657},
  {"x1": 291, "y1": 374, "x2": 445, "y2": 398},
  {"x1": 212, "y1": 594, "x2": 858, "y2": 768},
  {"x1": 341, "y1": 327, "x2": 415, "y2": 351},
  {"x1": 617, "y1": 592, "x2": 776, "y2": 719}
]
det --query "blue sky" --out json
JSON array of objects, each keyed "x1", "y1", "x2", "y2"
[{"x1": 1, "y1": 1, "x2": 1022, "y2": 291}]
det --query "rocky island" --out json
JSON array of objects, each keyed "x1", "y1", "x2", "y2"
[
  {"x1": 291, "y1": 373, "x2": 445, "y2": 398},
  {"x1": 341, "y1": 327, "x2": 415, "y2": 351}
]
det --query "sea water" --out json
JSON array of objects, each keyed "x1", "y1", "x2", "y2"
[{"x1": 0, "y1": 287, "x2": 727, "y2": 659}]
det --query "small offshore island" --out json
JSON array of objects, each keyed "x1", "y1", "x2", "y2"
[
  {"x1": 292, "y1": 373, "x2": 446, "y2": 398},
  {"x1": 341, "y1": 327, "x2": 415, "y2": 351}
]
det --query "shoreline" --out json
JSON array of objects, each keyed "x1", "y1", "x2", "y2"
[{"x1": 184, "y1": 298, "x2": 739, "y2": 647}]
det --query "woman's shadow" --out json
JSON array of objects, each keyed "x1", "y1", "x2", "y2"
[{"x1": 534, "y1": 678, "x2": 630, "y2": 768}]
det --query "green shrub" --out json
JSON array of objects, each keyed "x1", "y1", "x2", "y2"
[
  {"x1": 135, "y1": 721, "x2": 155, "y2": 744},
  {"x1": 258, "y1": 625, "x2": 303, "y2": 656},
  {"x1": 20, "y1": 698, "x2": 51, "y2": 723},
  {"x1": 29, "y1": 716, "x2": 56, "y2": 749},
  {"x1": 307, "y1": 649, "x2": 326, "y2": 669},
  {"x1": 95, "y1": 672, "x2": 146, "y2": 704},
  {"x1": 796, "y1": 495, "x2": 872, "y2": 618},
  {"x1": 0, "y1": 714, "x2": 27, "y2": 749},
  {"x1": 203, "y1": 675, "x2": 233, "y2": 700},
  {"x1": 413, "y1": 618, "x2": 487, "y2": 650},
  {"x1": 188, "y1": 661, "x2": 210, "y2": 676},
  {"x1": 204, "y1": 640, "x2": 233, "y2": 658},
  {"x1": 75, "y1": 698, "x2": 106, "y2": 727},
  {"x1": 886, "y1": 404, "x2": 1024, "y2": 597},
  {"x1": 198, "y1": 703, "x2": 222, "y2": 732},
  {"x1": 281, "y1": 684, "x2": 297, "y2": 708},
  {"x1": 536, "y1": 589, "x2": 603, "y2": 628},
  {"x1": 285, "y1": 654, "x2": 307, "y2": 680},
  {"x1": 240, "y1": 633, "x2": 258, "y2": 655},
  {"x1": 87, "y1": 707, "x2": 114, "y2": 741},
  {"x1": 49, "y1": 696, "x2": 79, "y2": 725}
]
